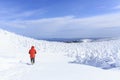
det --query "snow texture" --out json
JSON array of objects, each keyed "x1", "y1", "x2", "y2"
[{"x1": 1, "y1": 29, "x2": 120, "y2": 80}]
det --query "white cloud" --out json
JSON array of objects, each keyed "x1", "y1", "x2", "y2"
[
  {"x1": 74, "y1": 12, "x2": 120, "y2": 28},
  {"x1": 0, "y1": 6, "x2": 46, "y2": 21},
  {"x1": 113, "y1": 5, "x2": 120, "y2": 9},
  {"x1": 10, "y1": 12, "x2": 120, "y2": 29},
  {"x1": 11, "y1": 9, "x2": 46, "y2": 20},
  {"x1": 1, "y1": 12, "x2": 120, "y2": 38}
]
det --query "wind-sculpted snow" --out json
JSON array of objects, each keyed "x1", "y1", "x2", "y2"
[
  {"x1": 69, "y1": 41, "x2": 120, "y2": 69},
  {"x1": 44, "y1": 40, "x2": 120, "y2": 69},
  {"x1": 1, "y1": 29, "x2": 120, "y2": 69}
]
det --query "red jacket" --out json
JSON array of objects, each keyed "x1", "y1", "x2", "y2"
[{"x1": 29, "y1": 46, "x2": 37, "y2": 58}]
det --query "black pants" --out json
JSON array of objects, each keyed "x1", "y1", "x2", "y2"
[{"x1": 31, "y1": 58, "x2": 35, "y2": 64}]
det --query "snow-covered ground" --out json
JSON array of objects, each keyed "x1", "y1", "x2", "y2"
[{"x1": 1, "y1": 29, "x2": 120, "y2": 80}]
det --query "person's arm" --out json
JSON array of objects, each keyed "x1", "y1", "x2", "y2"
[
  {"x1": 35, "y1": 50, "x2": 37, "y2": 54},
  {"x1": 29, "y1": 50, "x2": 30, "y2": 54}
]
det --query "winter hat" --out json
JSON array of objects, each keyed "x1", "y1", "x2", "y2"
[{"x1": 31, "y1": 46, "x2": 35, "y2": 48}]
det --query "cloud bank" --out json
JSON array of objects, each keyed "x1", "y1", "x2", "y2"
[{"x1": 1, "y1": 12, "x2": 120, "y2": 38}]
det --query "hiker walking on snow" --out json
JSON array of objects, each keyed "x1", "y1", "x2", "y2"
[{"x1": 29, "y1": 46, "x2": 37, "y2": 64}]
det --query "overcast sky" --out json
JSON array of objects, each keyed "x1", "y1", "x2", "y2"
[{"x1": 0, "y1": 0, "x2": 120, "y2": 39}]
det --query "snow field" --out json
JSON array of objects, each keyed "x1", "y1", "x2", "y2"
[{"x1": 1, "y1": 29, "x2": 120, "y2": 80}]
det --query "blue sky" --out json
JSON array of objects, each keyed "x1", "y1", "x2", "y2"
[{"x1": 0, "y1": 0, "x2": 120, "y2": 39}]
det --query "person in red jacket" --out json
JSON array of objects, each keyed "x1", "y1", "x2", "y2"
[{"x1": 29, "y1": 46, "x2": 37, "y2": 64}]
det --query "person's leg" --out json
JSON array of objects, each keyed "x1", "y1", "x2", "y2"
[
  {"x1": 31, "y1": 58, "x2": 32, "y2": 63},
  {"x1": 33, "y1": 58, "x2": 35, "y2": 63},
  {"x1": 30, "y1": 58, "x2": 32, "y2": 63},
  {"x1": 31, "y1": 58, "x2": 34, "y2": 64}
]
